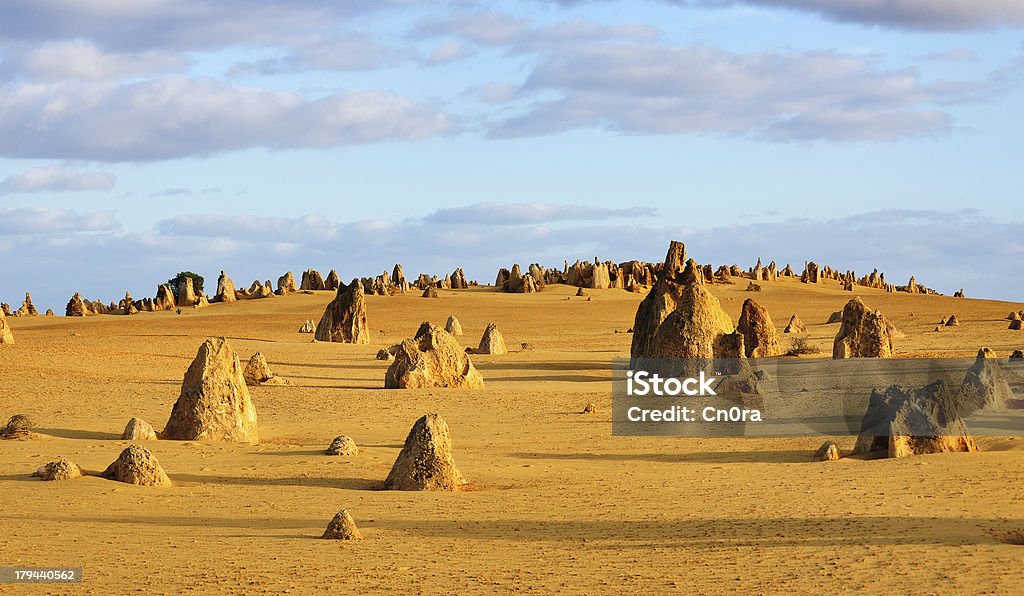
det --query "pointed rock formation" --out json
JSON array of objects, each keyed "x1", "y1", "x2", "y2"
[
  {"x1": 122, "y1": 418, "x2": 158, "y2": 441},
  {"x1": 176, "y1": 277, "x2": 197, "y2": 307},
  {"x1": 326, "y1": 435, "x2": 359, "y2": 456},
  {"x1": 475, "y1": 323, "x2": 507, "y2": 355},
  {"x1": 647, "y1": 284, "x2": 735, "y2": 359},
  {"x1": 277, "y1": 271, "x2": 298, "y2": 295},
  {"x1": 15, "y1": 292, "x2": 38, "y2": 317},
  {"x1": 736, "y1": 298, "x2": 781, "y2": 358},
  {"x1": 315, "y1": 279, "x2": 369, "y2": 344},
  {"x1": 301, "y1": 268, "x2": 326, "y2": 291},
  {"x1": 851, "y1": 380, "x2": 978, "y2": 458},
  {"x1": 324, "y1": 269, "x2": 341, "y2": 291},
  {"x1": 321, "y1": 509, "x2": 363, "y2": 540},
  {"x1": 1010, "y1": 350, "x2": 1023, "y2": 360},
  {"x1": 445, "y1": 315, "x2": 463, "y2": 336},
  {"x1": 630, "y1": 240, "x2": 688, "y2": 358},
  {"x1": 422, "y1": 286, "x2": 439, "y2": 298},
  {"x1": 945, "y1": 314, "x2": 960, "y2": 327},
  {"x1": 0, "y1": 307, "x2": 14, "y2": 345},
  {"x1": 384, "y1": 413, "x2": 466, "y2": 491},
  {"x1": 385, "y1": 324, "x2": 485, "y2": 389},
  {"x1": 298, "y1": 319, "x2": 315, "y2": 333},
  {"x1": 102, "y1": 445, "x2": 172, "y2": 487},
  {"x1": 162, "y1": 338, "x2": 259, "y2": 443},
  {"x1": 156, "y1": 284, "x2": 176, "y2": 310},
  {"x1": 958, "y1": 348, "x2": 1010, "y2": 412},
  {"x1": 243, "y1": 353, "x2": 275, "y2": 386},
  {"x1": 215, "y1": 271, "x2": 236, "y2": 303},
  {"x1": 832, "y1": 298, "x2": 894, "y2": 359},
  {"x1": 33, "y1": 458, "x2": 83, "y2": 481},
  {"x1": 783, "y1": 314, "x2": 807, "y2": 334},
  {"x1": 451, "y1": 268, "x2": 469, "y2": 289},
  {"x1": 392, "y1": 264, "x2": 410, "y2": 293}
]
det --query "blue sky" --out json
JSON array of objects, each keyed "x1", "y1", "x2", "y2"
[{"x1": 0, "y1": 0, "x2": 1022, "y2": 309}]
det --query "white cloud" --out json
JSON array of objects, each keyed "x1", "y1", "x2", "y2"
[
  {"x1": 485, "y1": 43, "x2": 1016, "y2": 141},
  {"x1": 1, "y1": 40, "x2": 188, "y2": 81},
  {"x1": 0, "y1": 78, "x2": 456, "y2": 161},
  {"x1": 0, "y1": 165, "x2": 116, "y2": 194},
  {"x1": 0, "y1": 206, "x2": 120, "y2": 233}
]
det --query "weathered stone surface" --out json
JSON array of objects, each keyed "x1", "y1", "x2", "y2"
[
  {"x1": 736, "y1": 298, "x2": 781, "y2": 358},
  {"x1": 958, "y1": 348, "x2": 1010, "y2": 412},
  {"x1": 162, "y1": 338, "x2": 259, "y2": 443},
  {"x1": 301, "y1": 268, "x2": 326, "y2": 291},
  {"x1": 321, "y1": 509, "x2": 363, "y2": 540},
  {"x1": 3, "y1": 414, "x2": 34, "y2": 438},
  {"x1": 475, "y1": 323, "x2": 507, "y2": 355},
  {"x1": 445, "y1": 315, "x2": 463, "y2": 336},
  {"x1": 156, "y1": 284, "x2": 176, "y2": 310},
  {"x1": 647, "y1": 284, "x2": 735, "y2": 359},
  {"x1": 852, "y1": 380, "x2": 978, "y2": 459},
  {"x1": 299, "y1": 319, "x2": 315, "y2": 333},
  {"x1": 385, "y1": 324, "x2": 484, "y2": 389},
  {"x1": 630, "y1": 241, "x2": 688, "y2": 358},
  {"x1": 326, "y1": 435, "x2": 359, "y2": 456},
  {"x1": 784, "y1": 314, "x2": 807, "y2": 334},
  {"x1": 102, "y1": 445, "x2": 172, "y2": 487},
  {"x1": 0, "y1": 307, "x2": 14, "y2": 345},
  {"x1": 277, "y1": 272, "x2": 298, "y2": 295},
  {"x1": 15, "y1": 292, "x2": 38, "y2": 317},
  {"x1": 315, "y1": 280, "x2": 369, "y2": 344},
  {"x1": 122, "y1": 417, "x2": 158, "y2": 441},
  {"x1": 243, "y1": 352, "x2": 275, "y2": 385},
  {"x1": 33, "y1": 458, "x2": 83, "y2": 481},
  {"x1": 813, "y1": 441, "x2": 841, "y2": 462},
  {"x1": 177, "y1": 277, "x2": 198, "y2": 307},
  {"x1": 422, "y1": 286, "x2": 439, "y2": 298},
  {"x1": 833, "y1": 298, "x2": 894, "y2": 359},
  {"x1": 215, "y1": 271, "x2": 237, "y2": 303},
  {"x1": 384, "y1": 413, "x2": 466, "y2": 491}
]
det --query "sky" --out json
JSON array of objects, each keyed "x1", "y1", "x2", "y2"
[{"x1": 1, "y1": 0, "x2": 1022, "y2": 311}]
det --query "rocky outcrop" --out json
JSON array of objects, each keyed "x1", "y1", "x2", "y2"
[
  {"x1": 385, "y1": 323, "x2": 485, "y2": 389},
  {"x1": 958, "y1": 348, "x2": 1011, "y2": 412},
  {"x1": 736, "y1": 298, "x2": 781, "y2": 358},
  {"x1": 162, "y1": 338, "x2": 259, "y2": 443},
  {"x1": 156, "y1": 284, "x2": 176, "y2": 310},
  {"x1": 647, "y1": 284, "x2": 735, "y2": 360},
  {"x1": 784, "y1": 314, "x2": 807, "y2": 334},
  {"x1": 177, "y1": 277, "x2": 198, "y2": 307},
  {"x1": 321, "y1": 509, "x2": 363, "y2": 540},
  {"x1": 301, "y1": 268, "x2": 326, "y2": 291},
  {"x1": 15, "y1": 292, "x2": 38, "y2": 317},
  {"x1": 102, "y1": 445, "x2": 172, "y2": 487},
  {"x1": 324, "y1": 269, "x2": 341, "y2": 291},
  {"x1": 851, "y1": 380, "x2": 978, "y2": 458},
  {"x1": 215, "y1": 271, "x2": 236, "y2": 303},
  {"x1": 451, "y1": 268, "x2": 469, "y2": 289},
  {"x1": 33, "y1": 458, "x2": 83, "y2": 481},
  {"x1": 392, "y1": 264, "x2": 410, "y2": 293},
  {"x1": 813, "y1": 441, "x2": 841, "y2": 461},
  {"x1": 277, "y1": 272, "x2": 298, "y2": 295},
  {"x1": 422, "y1": 286, "x2": 439, "y2": 298},
  {"x1": 315, "y1": 280, "x2": 369, "y2": 344},
  {"x1": 326, "y1": 435, "x2": 359, "y2": 456},
  {"x1": 475, "y1": 323, "x2": 507, "y2": 355},
  {"x1": 383, "y1": 413, "x2": 466, "y2": 491},
  {"x1": 445, "y1": 315, "x2": 463, "y2": 336},
  {"x1": 0, "y1": 307, "x2": 14, "y2": 345},
  {"x1": 832, "y1": 298, "x2": 894, "y2": 359},
  {"x1": 630, "y1": 241, "x2": 688, "y2": 358},
  {"x1": 122, "y1": 417, "x2": 158, "y2": 440}
]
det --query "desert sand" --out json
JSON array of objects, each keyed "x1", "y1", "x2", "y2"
[{"x1": 2, "y1": 276, "x2": 1024, "y2": 593}]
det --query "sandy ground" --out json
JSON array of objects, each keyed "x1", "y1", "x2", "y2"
[{"x1": 2, "y1": 277, "x2": 1023, "y2": 594}]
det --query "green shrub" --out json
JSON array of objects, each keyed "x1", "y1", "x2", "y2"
[{"x1": 167, "y1": 271, "x2": 204, "y2": 297}]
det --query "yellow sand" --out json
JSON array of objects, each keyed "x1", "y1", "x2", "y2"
[{"x1": 2, "y1": 277, "x2": 1023, "y2": 593}]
